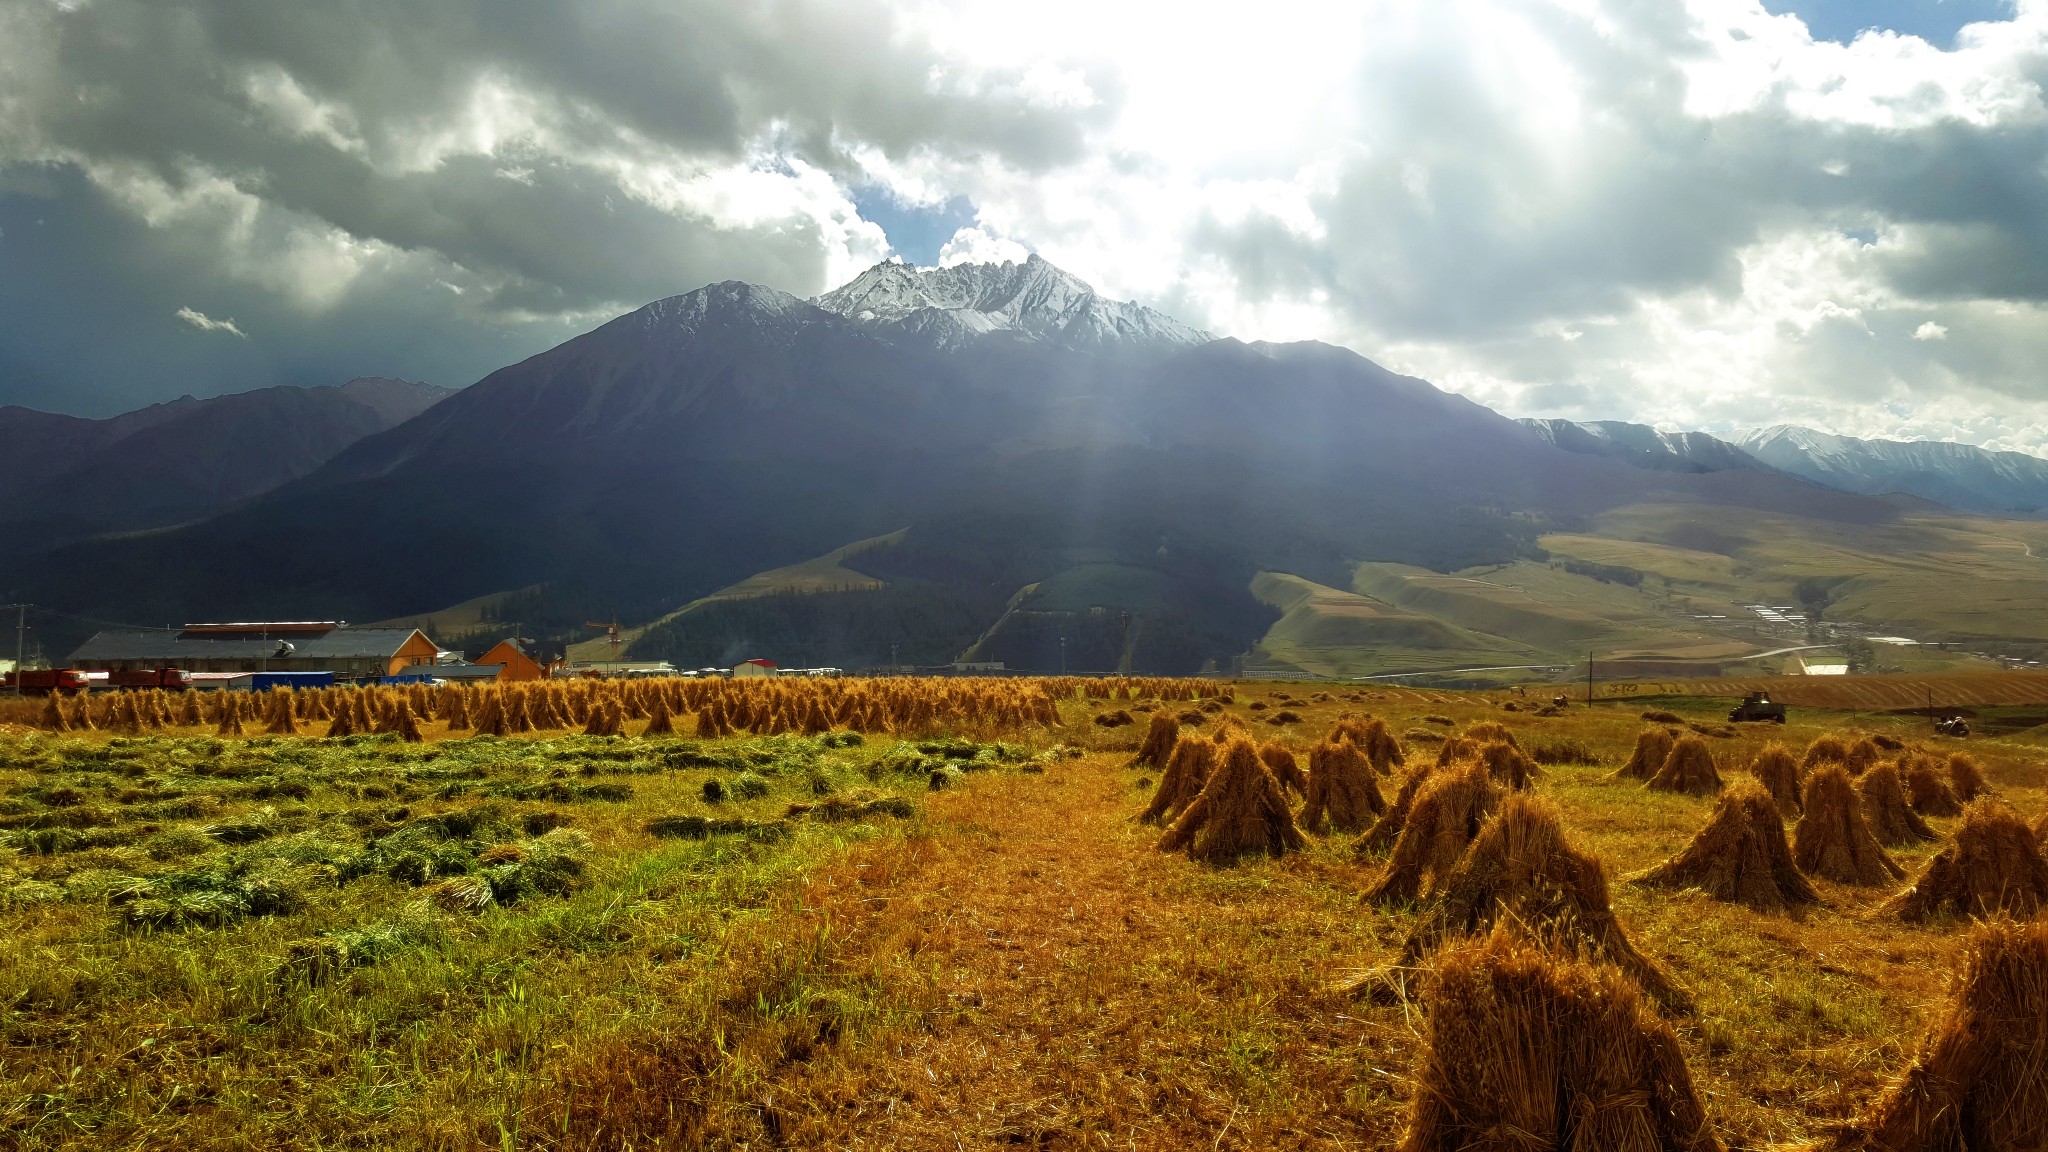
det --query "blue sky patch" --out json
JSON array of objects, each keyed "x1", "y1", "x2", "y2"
[
  {"x1": 1762, "y1": 0, "x2": 2013, "y2": 48},
  {"x1": 851, "y1": 188, "x2": 978, "y2": 267}
]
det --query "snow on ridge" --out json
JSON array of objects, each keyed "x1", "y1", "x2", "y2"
[{"x1": 814, "y1": 255, "x2": 1212, "y2": 351}]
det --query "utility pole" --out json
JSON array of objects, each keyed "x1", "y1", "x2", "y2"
[
  {"x1": 1585, "y1": 649, "x2": 1594, "y2": 708},
  {"x1": 11, "y1": 605, "x2": 24, "y2": 697}
]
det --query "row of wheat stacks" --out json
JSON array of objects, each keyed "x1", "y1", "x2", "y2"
[
  {"x1": 1133, "y1": 710, "x2": 2048, "y2": 1151},
  {"x1": 0, "y1": 674, "x2": 1216, "y2": 740}
]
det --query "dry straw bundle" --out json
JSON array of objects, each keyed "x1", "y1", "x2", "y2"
[
  {"x1": 1461, "y1": 720, "x2": 1518, "y2": 748},
  {"x1": 1794, "y1": 765, "x2": 1905, "y2": 886},
  {"x1": 1647, "y1": 735, "x2": 1722, "y2": 797},
  {"x1": 1368, "y1": 760, "x2": 1502, "y2": 905},
  {"x1": 1803, "y1": 734, "x2": 1851, "y2": 772},
  {"x1": 1633, "y1": 780, "x2": 1818, "y2": 914},
  {"x1": 1138, "y1": 737, "x2": 1217, "y2": 825},
  {"x1": 1901, "y1": 754, "x2": 1963, "y2": 817},
  {"x1": 1396, "y1": 929, "x2": 1720, "y2": 1152},
  {"x1": 382, "y1": 698, "x2": 419, "y2": 743},
  {"x1": 1857, "y1": 762, "x2": 1936, "y2": 847},
  {"x1": 472, "y1": 691, "x2": 508, "y2": 737},
  {"x1": 1355, "y1": 763, "x2": 1440, "y2": 858},
  {"x1": 1823, "y1": 918, "x2": 2048, "y2": 1152},
  {"x1": 641, "y1": 695, "x2": 675, "y2": 738},
  {"x1": 1130, "y1": 711, "x2": 1179, "y2": 770},
  {"x1": 1330, "y1": 715, "x2": 1405, "y2": 773},
  {"x1": 1615, "y1": 727, "x2": 1678, "y2": 783},
  {"x1": 264, "y1": 690, "x2": 299, "y2": 736},
  {"x1": 1948, "y1": 752, "x2": 1989, "y2": 802},
  {"x1": 1476, "y1": 740, "x2": 1538, "y2": 791},
  {"x1": 1157, "y1": 737, "x2": 1306, "y2": 863},
  {"x1": 1257, "y1": 742, "x2": 1308, "y2": 799},
  {"x1": 215, "y1": 694, "x2": 245, "y2": 737},
  {"x1": 1748, "y1": 743, "x2": 1802, "y2": 815},
  {"x1": 1844, "y1": 737, "x2": 1883, "y2": 777},
  {"x1": 1883, "y1": 803, "x2": 2048, "y2": 923},
  {"x1": 1404, "y1": 792, "x2": 1689, "y2": 1013},
  {"x1": 1299, "y1": 737, "x2": 1386, "y2": 833}
]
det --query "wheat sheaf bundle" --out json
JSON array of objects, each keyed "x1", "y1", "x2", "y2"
[
  {"x1": 1299, "y1": 736, "x2": 1385, "y2": 833},
  {"x1": 1748, "y1": 742, "x2": 1802, "y2": 815},
  {"x1": 1156, "y1": 737, "x2": 1306, "y2": 863},
  {"x1": 1794, "y1": 765, "x2": 1904, "y2": 887},
  {"x1": 1632, "y1": 780, "x2": 1818, "y2": 914},
  {"x1": 1822, "y1": 918, "x2": 2048, "y2": 1152},
  {"x1": 1614, "y1": 727, "x2": 1678, "y2": 783},
  {"x1": 1397, "y1": 928, "x2": 1721, "y2": 1152},
  {"x1": 1367, "y1": 760, "x2": 1502, "y2": 906},
  {"x1": 1884, "y1": 802, "x2": 2048, "y2": 924},
  {"x1": 1646, "y1": 735, "x2": 1722, "y2": 797},
  {"x1": 1138, "y1": 736, "x2": 1216, "y2": 825},
  {"x1": 1402, "y1": 792, "x2": 1690, "y2": 1014}
]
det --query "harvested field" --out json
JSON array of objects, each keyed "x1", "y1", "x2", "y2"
[{"x1": 0, "y1": 675, "x2": 2042, "y2": 1149}]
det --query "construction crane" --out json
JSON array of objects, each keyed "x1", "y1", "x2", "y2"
[{"x1": 584, "y1": 617, "x2": 622, "y2": 662}]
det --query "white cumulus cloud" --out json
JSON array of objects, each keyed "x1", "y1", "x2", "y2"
[{"x1": 174, "y1": 306, "x2": 247, "y2": 337}]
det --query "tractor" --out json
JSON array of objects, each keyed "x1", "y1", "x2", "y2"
[{"x1": 1729, "y1": 690, "x2": 1787, "y2": 724}]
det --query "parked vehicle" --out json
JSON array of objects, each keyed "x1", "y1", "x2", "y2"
[
  {"x1": 0, "y1": 668, "x2": 91, "y2": 696},
  {"x1": 107, "y1": 668, "x2": 193, "y2": 691},
  {"x1": 225, "y1": 672, "x2": 336, "y2": 692},
  {"x1": 1729, "y1": 690, "x2": 1787, "y2": 723}
]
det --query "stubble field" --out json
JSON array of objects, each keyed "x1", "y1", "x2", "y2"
[{"x1": 0, "y1": 675, "x2": 2042, "y2": 1149}]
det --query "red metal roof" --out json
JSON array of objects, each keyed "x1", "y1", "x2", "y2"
[{"x1": 181, "y1": 622, "x2": 341, "y2": 636}]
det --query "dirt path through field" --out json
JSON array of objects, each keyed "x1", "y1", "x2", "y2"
[{"x1": 767, "y1": 756, "x2": 1402, "y2": 1150}]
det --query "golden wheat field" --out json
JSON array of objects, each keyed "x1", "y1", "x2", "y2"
[{"x1": 1, "y1": 674, "x2": 2045, "y2": 1150}]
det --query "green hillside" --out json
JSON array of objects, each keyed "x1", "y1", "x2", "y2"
[{"x1": 1246, "y1": 572, "x2": 1533, "y2": 677}]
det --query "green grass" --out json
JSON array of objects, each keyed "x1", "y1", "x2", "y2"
[{"x1": 0, "y1": 728, "x2": 1045, "y2": 1148}]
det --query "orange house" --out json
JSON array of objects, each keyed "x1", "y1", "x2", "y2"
[{"x1": 478, "y1": 638, "x2": 547, "y2": 682}]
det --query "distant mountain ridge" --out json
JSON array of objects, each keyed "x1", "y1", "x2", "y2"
[
  {"x1": 1519, "y1": 419, "x2": 1768, "y2": 474},
  {"x1": 0, "y1": 377, "x2": 452, "y2": 541},
  {"x1": 1521, "y1": 417, "x2": 2048, "y2": 515},
  {"x1": 1734, "y1": 425, "x2": 2048, "y2": 514},
  {"x1": 814, "y1": 255, "x2": 1212, "y2": 351}
]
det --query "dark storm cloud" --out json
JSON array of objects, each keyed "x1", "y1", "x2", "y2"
[{"x1": 0, "y1": 0, "x2": 1113, "y2": 413}]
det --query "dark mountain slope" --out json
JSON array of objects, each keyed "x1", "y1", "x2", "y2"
[
  {"x1": 4, "y1": 263, "x2": 1921, "y2": 672},
  {"x1": 0, "y1": 378, "x2": 451, "y2": 542}
]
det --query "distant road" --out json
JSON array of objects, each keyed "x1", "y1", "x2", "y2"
[
  {"x1": 1736, "y1": 644, "x2": 1838, "y2": 660},
  {"x1": 1349, "y1": 663, "x2": 1572, "y2": 680}
]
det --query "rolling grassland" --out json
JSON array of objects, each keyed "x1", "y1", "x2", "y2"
[{"x1": 0, "y1": 677, "x2": 2045, "y2": 1148}]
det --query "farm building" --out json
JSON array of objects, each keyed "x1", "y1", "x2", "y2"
[
  {"x1": 69, "y1": 622, "x2": 438, "y2": 678},
  {"x1": 731, "y1": 658, "x2": 780, "y2": 678},
  {"x1": 477, "y1": 638, "x2": 550, "y2": 682},
  {"x1": 1797, "y1": 656, "x2": 1850, "y2": 675}
]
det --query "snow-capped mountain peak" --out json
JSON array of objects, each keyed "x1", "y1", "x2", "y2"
[
  {"x1": 1735, "y1": 425, "x2": 2048, "y2": 513},
  {"x1": 814, "y1": 255, "x2": 1211, "y2": 351}
]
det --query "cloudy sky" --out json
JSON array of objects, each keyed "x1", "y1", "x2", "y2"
[{"x1": 3, "y1": 0, "x2": 2045, "y2": 453}]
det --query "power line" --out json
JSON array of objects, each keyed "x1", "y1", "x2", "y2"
[{"x1": 6, "y1": 603, "x2": 182, "y2": 632}]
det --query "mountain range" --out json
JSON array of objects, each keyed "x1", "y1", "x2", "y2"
[
  {"x1": 5, "y1": 258, "x2": 2046, "y2": 675},
  {"x1": 0, "y1": 378, "x2": 451, "y2": 543},
  {"x1": 1523, "y1": 418, "x2": 2048, "y2": 515}
]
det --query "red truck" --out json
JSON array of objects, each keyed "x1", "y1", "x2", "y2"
[
  {"x1": 107, "y1": 668, "x2": 194, "y2": 691},
  {"x1": 1, "y1": 668, "x2": 91, "y2": 696}
]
